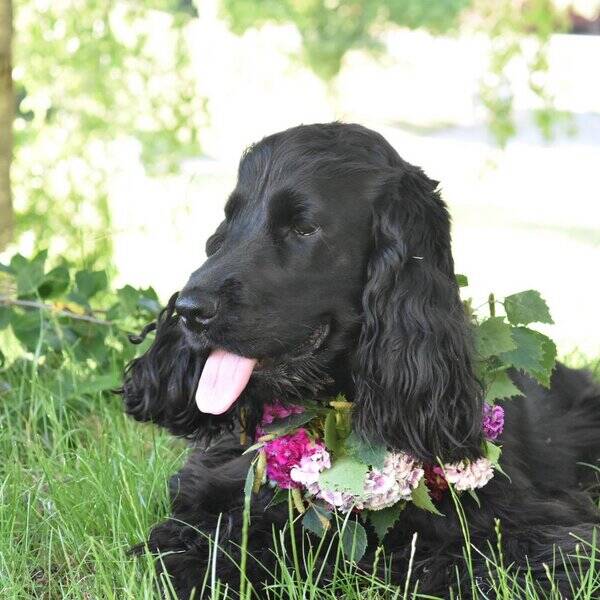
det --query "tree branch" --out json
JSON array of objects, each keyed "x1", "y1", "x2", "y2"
[{"x1": 0, "y1": 296, "x2": 114, "y2": 326}]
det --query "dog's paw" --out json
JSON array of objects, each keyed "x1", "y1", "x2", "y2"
[{"x1": 145, "y1": 520, "x2": 214, "y2": 599}]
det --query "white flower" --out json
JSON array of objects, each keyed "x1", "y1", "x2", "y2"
[
  {"x1": 317, "y1": 488, "x2": 361, "y2": 513},
  {"x1": 443, "y1": 458, "x2": 494, "y2": 491},
  {"x1": 290, "y1": 445, "x2": 331, "y2": 487},
  {"x1": 363, "y1": 468, "x2": 401, "y2": 510},
  {"x1": 387, "y1": 453, "x2": 424, "y2": 499}
]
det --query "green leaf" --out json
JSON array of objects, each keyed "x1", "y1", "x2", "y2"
[
  {"x1": 14, "y1": 250, "x2": 47, "y2": 297},
  {"x1": 367, "y1": 503, "x2": 405, "y2": 543},
  {"x1": 69, "y1": 320, "x2": 110, "y2": 363},
  {"x1": 504, "y1": 290, "x2": 553, "y2": 326},
  {"x1": 476, "y1": 317, "x2": 516, "y2": 358},
  {"x1": 527, "y1": 331, "x2": 557, "y2": 387},
  {"x1": 0, "y1": 306, "x2": 11, "y2": 330},
  {"x1": 117, "y1": 285, "x2": 141, "y2": 314},
  {"x1": 485, "y1": 370, "x2": 522, "y2": 403},
  {"x1": 345, "y1": 432, "x2": 387, "y2": 469},
  {"x1": 302, "y1": 505, "x2": 331, "y2": 537},
  {"x1": 38, "y1": 265, "x2": 70, "y2": 299},
  {"x1": 467, "y1": 489, "x2": 481, "y2": 508},
  {"x1": 324, "y1": 410, "x2": 339, "y2": 454},
  {"x1": 244, "y1": 460, "x2": 256, "y2": 501},
  {"x1": 455, "y1": 274, "x2": 469, "y2": 287},
  {"x1": 340, "y1": 519, "x2": 368, "y2": 563},
  {"x1": 138, "y1": 287, "x2": 161, "y2": 315},
  {"x1": 411, "y1": 478, "x2": 444, "y2": 516},
  {"x1": 242, "y1": 441, "x2": 265, "y2": 455},
  {"x1": 74, "y1": 270, "x2": 108, "y2": 300},
  {"x1": 10, "y1": 310, "x2": 43, "y2": 352},
  {"x1": 266, "y1": 488, "x2": 288, "y2": 509},
  {"x1": 262, "y1": 410, "x2": 317, "y2": 435},
  {"x1": 318, "y1": 456, "x2": 368, "y2": 496},
  {"x1": 484, "y1": 441, "x2": 502, "y2": 467},
  {"x1": 484, "y1": 441, "x2": 510, "y2": 480},
  {"x1": 499, "y1": 327, "x2": 546, "y2": 379},
  {"x1": 76, "y1": 373, "x2": 121, "y2": 395}
]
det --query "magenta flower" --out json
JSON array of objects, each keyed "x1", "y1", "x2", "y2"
[
  {"x1": 256, "y1": 402, "x2": 305, "y2": 439},
  {"x1": 261, "y1": 402, "x2": 305, "y2": 425},
  {"x1": 264, "y1": 428, "x2": 326, "y2": 489},
  {"x1": 483, "y1": 404, "x2": 505, "y2": 440}
]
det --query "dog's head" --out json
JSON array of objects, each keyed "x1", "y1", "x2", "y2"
[{"x1": 122, "y1": 123, "x2": 483, "y2": 461}]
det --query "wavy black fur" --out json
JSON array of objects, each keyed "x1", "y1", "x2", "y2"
[
  {"x1": 354, "y1": 166, "x2": 483, "y2": 463},
  {"x1": 119, "y1": 122, "x2": 600, "y2": 598}
]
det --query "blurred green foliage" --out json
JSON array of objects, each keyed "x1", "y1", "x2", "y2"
[
  {"x1": 0, "y1": 249, "x2": 160, "y2": 386},
  {"x1": 222, "y1": 0, "x2": 572, "y2": 147},
  {"x1": 12, "y1": 0, "x2": 204, "y2": 268},
  {"x1": 6, "y1": 0, "x2": 575, "y2": 273},
  {"x1": 222, "y1": 0, "x2": 469, "y2": 81},
  {"x1": 478, "y1": 0, "x2": 572, "y2": 146}
]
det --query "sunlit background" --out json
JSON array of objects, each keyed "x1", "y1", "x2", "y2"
[{"x1": 2, "y1": 0, "x2": 599, "y2": 356}]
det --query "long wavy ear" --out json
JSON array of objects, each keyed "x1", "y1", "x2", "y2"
[
  {"x1": 120, "y1": 293, "x2": 221, "y2": 439},
  {"x1": 353, "y1": 165, "x2": 483, "y2": 463}
]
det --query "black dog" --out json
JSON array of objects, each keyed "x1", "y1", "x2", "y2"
[{"x1": 121, "y1": 122, "x2": 600, "y2": 598}]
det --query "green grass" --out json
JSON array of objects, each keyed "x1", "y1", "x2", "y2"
[{"x1": 1, "y1": 356, "x2": 600, "y2": 599}]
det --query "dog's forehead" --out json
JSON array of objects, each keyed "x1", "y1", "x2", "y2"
[{"x1": 233, "y1": 140, "x2": 376, "y2": 213}]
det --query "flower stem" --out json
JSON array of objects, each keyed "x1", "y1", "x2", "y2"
[{"x1": 291, "y1": 488, "x2": 306, "y2": 514}]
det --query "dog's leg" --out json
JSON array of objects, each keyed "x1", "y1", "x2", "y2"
[{"x1": 144, "y1": 440, "x2": 287, "y2": 599}]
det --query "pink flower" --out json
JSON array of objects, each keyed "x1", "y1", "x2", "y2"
[
  {"x1": 261, "y1": 402, "x2": 305, "y2": 425},
  {"x1": 256, "y1": 402, "x2": 305, "y2": 439},
  {"x1": 483, "y1": 404, "x2": 505, "y2": 440},
  {"x1": 443, "y1": 458, "x2": 494, "y2": 491}
]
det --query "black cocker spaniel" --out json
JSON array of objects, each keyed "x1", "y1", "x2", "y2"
[{"x1": 121, "y1": 122, "x2": 600, "y2": 598}]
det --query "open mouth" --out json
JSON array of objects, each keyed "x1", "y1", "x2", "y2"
[{"x1": 195, "y1": 323, "x2": 330, "y2": 415}]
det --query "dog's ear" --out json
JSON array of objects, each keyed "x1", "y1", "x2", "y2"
[
  {"x1": 120, "y1": 293, "x2": 223, "y2": 439},
  {"x1": 352, "y1": 165, "x2": 483, "y2": 463}
]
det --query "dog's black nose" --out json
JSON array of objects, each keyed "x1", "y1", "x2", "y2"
[{"x1": 175, "y1": 292, "x2": 218, "y2": 327}]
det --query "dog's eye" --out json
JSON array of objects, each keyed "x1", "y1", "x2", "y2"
[{"x1": 292, "y1": 223, "x2": 320, "y2": 237}]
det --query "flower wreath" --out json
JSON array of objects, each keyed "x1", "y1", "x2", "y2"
[{"x1": 246, "y1": 398, "x2": 505, "y2": 538}]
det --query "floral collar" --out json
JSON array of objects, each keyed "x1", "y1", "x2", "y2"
[{"x1": 246, "y1": 398, "x2": 504, "y2": 539}]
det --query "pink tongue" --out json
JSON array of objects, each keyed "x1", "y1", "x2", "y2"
[{"x1": 195, "y1": 349, "x2": 257, "y2": 415}]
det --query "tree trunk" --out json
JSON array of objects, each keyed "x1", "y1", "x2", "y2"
[{"x1": 0, "y1": 0, "x2": 13, "y2": 251}]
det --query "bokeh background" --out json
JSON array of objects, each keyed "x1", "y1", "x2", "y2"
[{"x1": 1, "y1": 0, "x2": 599, "y2": 358}]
